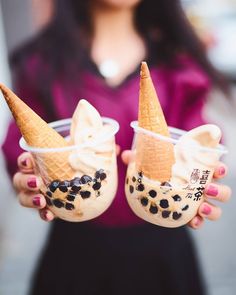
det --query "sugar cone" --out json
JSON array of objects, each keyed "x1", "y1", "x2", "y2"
[
  {"x1": 0, "y1": 83, "x2": 74, "y2": 181},
  {"x1": 136, "y1": 62, "x2": 175, "y2": 182}
]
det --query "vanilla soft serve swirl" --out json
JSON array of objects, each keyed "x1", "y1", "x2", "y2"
[
  {"x1": 171, "y1": 124, "x2": 222, "y2": 186},
  {"x1": 69, "y1": 99, "x2": 115, "y2": 175}
]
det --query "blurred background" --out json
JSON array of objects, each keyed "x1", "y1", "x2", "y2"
[{"x1": 0, "y1": 0, "x2": 236, "y2": 294}]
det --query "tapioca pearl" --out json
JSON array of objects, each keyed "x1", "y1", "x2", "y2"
[
  {"x1": 173, "y1": 212, "x2": 182, "y2": 220},
  {"x1": 182, "y1": 205, "x2": 189, "y2": 211},
  {"x1": 132, "y1": 176, "x2": 136, "y2": 183},
  {"x1": 69, "y1": 190, "x2": 77, "y2": 196},
  {"x1": 149, "y1": 204, "x2": 158, "y2": 214},
  {"x1": 71, "y1": 184, "x2": 81, "y2": 193},
  {"x1": 80, "y1": 191, "x2": 91, "y2": 199},
  {"x1": 45, "y1": 196, "x2": 53, "y2": 206},
  {"x1": 59, "y1": 185, "x2": 68, "y2": 193},
  {"x1": 70, "y1": 177, "x2": 80, "y2": 186},
  {"x1": 129, "y1": 185, "x2": 134, "y2": 194},
  {"x1": 46, "y1": 191, "x2": 52, "y2": 198},
  {"x1": 95, "y1": 169, "x2": 104, "y2": 179},
  {"x1": 65, "y1": 202, "x2": 75, "y2": 210},
  {"x1": 53, "y1": 199, "x2": 64, "y2": 208},
  {"x1": 93, "y1": 181, "x2": 101, "y2": 190},
  {"x1": 49, "y1": 180, "x2": 60, "y2": 192},
  {"x1": 126, "y1": 178, "x2": 129, "y2": 185},
  {"x1": 162, "y1": 210, "x2": 171, "y2": 218},
  {"x1": 70, "y1": 179, "x2": 81, "y2": 189},
  {"x1": 60, "y1": 180, "x2": 70, "y2": 187},
  {"x1": 172, "y1": 194, "x2": 182, "y2": 202},
  {"x1": 148, "y1": 190, "x2": 157, "y2": 198},
  {"x1": 80, "y1": 175, "x2": 93, "y2": 184},
  {"x1": 138, "y1": 172, "x2": 143, "y2": 177},
  {"x1": 137, "y1": 184, "x2": 145, "y2": 191},
  {"x1": 161, "y1": 182, "x2": 172, "y2": 187},
  {"x1": 140, "y1": 197, "x2": 148, "y2": 207},
  {"x1": 137, "y1": 178, "x2": 142, "y2": 183},
  {"x1": 100, "y1": 172, "x2": 107, "y2": 181},
  {"x1": 160, "y1": 199, "x2": 169, "y2": 209},
  {"x1": 67, "y1": 194, "x2": 76, "y2": 202},
  {"x1": 95, "y1": 169, "x2": 107, "y2": 181}
]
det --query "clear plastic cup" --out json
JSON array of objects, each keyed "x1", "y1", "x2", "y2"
[
  {"x1": 125, "y1": 121, "x2": 227, "y2": 228},
  {"x1": 19, "y1": 117, "x2": 119, "y2": 222}
]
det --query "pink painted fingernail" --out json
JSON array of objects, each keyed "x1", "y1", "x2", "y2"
[
  {"x1": 194, "y1": 217, "x2": 201, "y2": 227},
  {"x1": 27, "y1": 177, "x2": 37, "y2": 188},
  {"x1": 202, "y1": 205, "x2": 211, "y2": 215},
  {"x1": 206, "y1": 185, "x2": 218, "y2": 196},
  {"x1": 43, "y1": 210, "x2": 50, "y2": 221},
  {"x1": 33, "y1": 196, "x2": 41, "y2": 207},
  {"x1": 218, "y1": 166, "x2": 226, "y2": 176}
]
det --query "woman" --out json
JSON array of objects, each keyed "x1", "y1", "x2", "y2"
[{"x1": 2, "y1": 0, "x2": 231, "y2": 294}]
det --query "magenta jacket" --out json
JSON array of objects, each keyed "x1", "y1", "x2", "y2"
[{"x1": 2, "y1": 54, "x2": 210, "y2": 227}]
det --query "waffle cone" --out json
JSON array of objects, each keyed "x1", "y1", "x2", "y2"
[
  {"x1": 0, "y1": 83, "x2": 74, "y2": 181},
  {"x1": 136, "y1": 62, "x2": 175, "y2": 182}
]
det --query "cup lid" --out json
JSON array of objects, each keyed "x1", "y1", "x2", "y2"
[
  {"x1": 19, "y1": 117, "x2": 120, "y2": 153},
  {"x1": 131, "y1": 121, "x2": 228, "y2": 155}
]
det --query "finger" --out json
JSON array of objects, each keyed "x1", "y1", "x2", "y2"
[
  {"x1": 198, "y1": 201, "x2": 222, "y2": 221},
  {"x1": 17, "y1": 152, "x2": 35, "y2": 173},
  {"x1": 18, "y1": 192, "x2": 46, "y2": 209},
  {"x1": 188, "y1": 215, "x2": 204, "y2": 229},
  {"x1": 121, "y1": 150, "x2": 134, "y2": 165},
  {"x1": 116, "y1": 145, "x2": 121, "y2": 156},
  {"x1": 204, "y1": 183, "x2": 232, "y2": 202},
  {"x1": 13, "y1": 172, "x2": 40, "y2": 192},
  {"x1": 213, "y1": 162, "x2": 228, "y2": 179},
  {"x1": 39, "y1": 208, "x2": 55, "y2": 222}
]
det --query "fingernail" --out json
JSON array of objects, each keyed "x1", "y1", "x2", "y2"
[
  {"x1": 194, "y1": 217, "x2": 201, "y2": 227},
  {"x1": 218, "y1": 166, "x2": 226, "y2": 176},
  {"x1": 43, "y1": 210, "x2": 48, "y2": 220},
  {"x1": 21, "y1": 159, "x2": 28, "y2": 167},
  {"x1": 27, "y1": 177, "x2": 37, "y2": 188},
  {"x1": 202, "y1": 205, "x2": 211, "y2": 215},
  {"x1": 206, "y1": 184, "x2": 218, "y2": 196},
  {"x1": 33, "y1": 196, "x2": 41, "y2": 207}
]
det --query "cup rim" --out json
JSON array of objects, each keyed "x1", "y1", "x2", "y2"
[
  {"x1": 130, "y1": 121, "x2": 228, "y2": 155},
  {"x1": 19, "y1": 117, "x2": 120, "y2": 153}
]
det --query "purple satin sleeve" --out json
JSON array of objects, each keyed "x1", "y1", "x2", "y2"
[
  {"x1": 2, "y1": 121, "x2": 22, "y2": 177},
  {"x1": 1, "y1": 55, "x2": 47, "y2": 177},
  {"x1": 164, "y1": 55, "x2": 210, "y2": 130}
]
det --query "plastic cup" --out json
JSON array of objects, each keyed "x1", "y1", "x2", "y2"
[
  {"x1": 125, "y1": 121, "x2": 227, "y2": 228},
  {"x1": 19, "y1": 117, "x2": 119, "y2": 222}
]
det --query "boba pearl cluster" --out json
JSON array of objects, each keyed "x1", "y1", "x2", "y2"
[
  {"x1": 44, "y1": 169, "x2": 107, "y2": 210},
  {"x1": 126, "y1": 172, "x2": 190, "y2": 222}
]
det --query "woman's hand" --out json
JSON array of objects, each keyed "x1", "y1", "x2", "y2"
[
  {"x1": 188, "y1": 163, "x2": 231, "y2": 229},
  {"x1": 14, "y1": 152, "x2": 55, "y2": 221},
  {"x1": 14, "y1": 145, "x2": 122, "y2": 222},
  {"x1": 121, "y1": 150, "x2": 231, "y2": 229}
]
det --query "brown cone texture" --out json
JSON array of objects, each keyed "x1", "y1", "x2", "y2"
[
  {"x1": 136, "y1": 62, "x2": 175, "y2": 182},
  {"x1": 0, "y1": 83, "x2": 74, "y2": 181}
]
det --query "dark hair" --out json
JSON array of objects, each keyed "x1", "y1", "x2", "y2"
[{"x1": 11, "y1": 0, "x2": 228, "y2": 99}]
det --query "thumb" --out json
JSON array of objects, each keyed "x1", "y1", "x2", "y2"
[{"x1": 121, "y1": 150, "x2": 134, "y2": 165}]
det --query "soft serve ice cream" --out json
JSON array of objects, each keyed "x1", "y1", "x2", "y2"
[
  {"x1": 42, "y1": 99, "x2": 118, "y2": 222},
  {"x1": 69, "y1": 100, "x2": 115, "y2": 174},
  {"x1": 0, "y1": 82, "x2": 119, "y2": 223},
  {"x1": 125, "y1": 124, "x2": 223, "y2": 228},
  {"x1": 125, "y1": 62, "x2": 226, "y2": 228}
]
